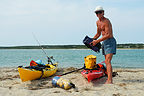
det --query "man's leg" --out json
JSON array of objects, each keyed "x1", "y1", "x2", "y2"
[{"x1": 105, "y1": 53, "x2": 113, "y2": 84}]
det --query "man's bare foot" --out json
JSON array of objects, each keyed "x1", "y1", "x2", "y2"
[{"x1": 105, "y1": 80, "x2": 113, "y2": 84}]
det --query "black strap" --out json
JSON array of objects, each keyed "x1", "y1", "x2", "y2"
[
  {"x1": 70, "y1": 83, "x2": 75, "y2": 88},
  {"x1": 38, "y1": 69, "x2": 44, "y2": 80}
]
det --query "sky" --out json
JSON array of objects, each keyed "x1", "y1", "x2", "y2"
[{"x1": 0, "y1": 0, "x2": 144, "y2": 46}]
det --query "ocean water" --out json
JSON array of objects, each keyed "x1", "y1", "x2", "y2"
[{"x1": 0, "y1": 49, "x2": 144, "y2": 68}]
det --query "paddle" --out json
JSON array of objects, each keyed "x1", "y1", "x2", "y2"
[
  {"x1": 58, "y1": 67, "x2": 84, "y2": 76},
  {"x1": 58, "y1": 61, "x2": 106, "y2": 76}
]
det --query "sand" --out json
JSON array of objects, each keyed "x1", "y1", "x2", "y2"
[{"x1": 0, "y1": 67, "x2": 144, "y2": 96}]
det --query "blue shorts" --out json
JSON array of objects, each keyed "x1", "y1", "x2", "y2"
[{"x1": 102, "y1": 37, "x2": 116, "y2": 55}]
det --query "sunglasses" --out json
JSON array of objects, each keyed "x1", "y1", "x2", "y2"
[{"x1": 95, "y1": 11, "x2": 103, "y2": 14}]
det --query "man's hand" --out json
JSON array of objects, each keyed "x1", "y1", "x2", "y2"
[{"x1": 90, "y1": 40, "x2": 99, "y2": 46}]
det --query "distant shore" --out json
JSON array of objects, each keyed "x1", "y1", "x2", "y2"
[{"x1": 0, "y1": 44, "x2": 144, "y2": 49}]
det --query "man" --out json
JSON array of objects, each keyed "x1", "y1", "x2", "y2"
[{"x1": 90, "y1": 6, "x2": 116, "y2": 84}]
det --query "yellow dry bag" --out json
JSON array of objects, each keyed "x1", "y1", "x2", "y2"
[{"x1": 84, "y1": 55, "x2": 97, "y2": 69}]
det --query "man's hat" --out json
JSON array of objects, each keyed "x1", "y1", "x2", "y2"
[{"x1": 95, "y1": 6, "x2": 104, "y2": 12}]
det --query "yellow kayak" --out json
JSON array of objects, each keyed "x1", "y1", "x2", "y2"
[{"x1": 18, "y1": 63, "x2": 58, "y2": 82}]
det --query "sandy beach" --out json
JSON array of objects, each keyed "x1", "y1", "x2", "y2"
[{"x1": 0, "y1": 67, "x2": 144, "y2": 96}]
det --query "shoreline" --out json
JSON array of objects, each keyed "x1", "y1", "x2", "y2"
[
  {"x1": 1, "y1": 66, "x2": 144, "y2": 69},
  {"x1": 0, "y1": 48, "x2": 144, "y2": 50}
]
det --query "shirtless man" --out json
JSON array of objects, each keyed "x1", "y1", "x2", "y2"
[{"x1": 90, "y1": 6, "x2": 116, "y2": 84}]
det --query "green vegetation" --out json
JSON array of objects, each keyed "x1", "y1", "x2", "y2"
[
  {"x1": 0, "y1": 44, "x2": 144, "y2": 49},
  {"x1": 117, "y1": 43, "x2": 144, "y2": 49},
  {"x1": 0, "y1": 45, "x2": 87, "y2": 49}
]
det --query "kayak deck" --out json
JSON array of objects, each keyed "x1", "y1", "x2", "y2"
[
  {"x1": 18, "y1": 63, "x2": 58, "y2": 82},
  {"x1": 81, "y1": 69, "x2": 104, "y2": 82}
]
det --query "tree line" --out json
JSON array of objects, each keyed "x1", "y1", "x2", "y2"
[{"x1": 0, "y1": 44, "x2": 144, "y2": 49}]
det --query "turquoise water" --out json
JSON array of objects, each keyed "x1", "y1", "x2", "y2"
[{"x1": 0, "y1": 49, "x2": 144, "y2": 68}]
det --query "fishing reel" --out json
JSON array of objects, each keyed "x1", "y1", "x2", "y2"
[{"x1": 47, "y1": 56, "x2": 55, "y2": 64}]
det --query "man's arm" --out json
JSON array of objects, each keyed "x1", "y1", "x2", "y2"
[{"x1": 93, "y1": 22, "x2": 101, "y2": 40}]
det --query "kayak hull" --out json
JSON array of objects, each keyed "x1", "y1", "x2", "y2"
[
  {"x1": 81, "y1": 70, "x2": 104, "y2": 82},
  {"x1": 18, "y1": 63, "x2": 58, "y2": 82},
  {"x1": 81, "y1": 62, "x2": 106, "y2": 82}
]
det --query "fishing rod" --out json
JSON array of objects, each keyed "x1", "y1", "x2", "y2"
[{"x1": 32, "y1": 32, "x2": 54, "y2": 64}]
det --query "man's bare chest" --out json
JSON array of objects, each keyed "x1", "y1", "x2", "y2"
[{"x1": 98, "y1": 23, "x2": 105, "y2": 31}]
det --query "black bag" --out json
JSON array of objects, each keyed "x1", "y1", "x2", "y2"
[{"x1": 83, "y1": 36, "x2": 101, "y2": 52}]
